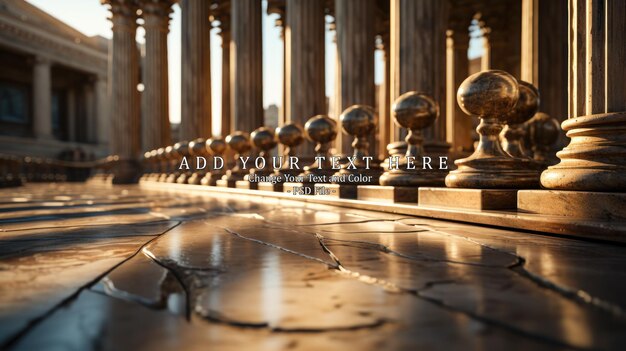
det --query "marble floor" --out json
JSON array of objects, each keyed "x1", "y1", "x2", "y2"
[{"x1": 0, "y1": 183, "x2": 625, "y2": 350}]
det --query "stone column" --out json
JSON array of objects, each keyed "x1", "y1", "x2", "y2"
[
  {"x1": 521, "y1": 0, "x2": 568, "y2": 145},
  {"x1": 377, "y1": 35, "x2": 391, "y2": 159},
  {"x1": 180, "y1": 0, "x2": 211, "y2": 140},
  {"x1": 445, "y1": 25, "x2": 474, "y2": 154},
  {"x1": 103, "y1": 0, "x2": 141, "y2": 183},
  {"x1": 94, "y1": 74, "x2": 109, "y2": 145},
  {"x1": 32, "y1": 56, "x2": 53, "y2": 140},
  {"x1": 482, "y1": 0, "x2": 522, "y2": 78},
  {"x1": 67, "y1": 89, "x2": 76, "y2": 141},
  {"x1": 141, "y1": 0, "x2": 173, "y2": 149},
  {"x1": 231, "y1": 0, "x2": 263, "y2": 132},
  {"x1": 285, "y1": 0, "x2": 326, "y2": 158},
  {"x1": 389, "y1": 0, "x2": 448, "y2": 154},
  {"x1": 84, "y1": 80, "x2": 96, "y2": 143},
  {"x1": 541, "y1": 0, "x2": 626, "y2": 191},
  {"x1": 334, "y1": 0, "x2": 376, "y2": 154},
  {"x1": 220, "y1": 27, "x2": 231, "y2": 137},
  {"x1": 267, "y1": 0, "x2": 286, "y2": 127}
]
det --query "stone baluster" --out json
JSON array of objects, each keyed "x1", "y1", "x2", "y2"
[
  {"x1": 175, "y1": 141, "x2": 192, "y2": 184},
  {"x1": 153, "y1": 147, "x2": 166, "y2": 181},
  {"x1": 323, "y1": 105, "x2": 382, "y2": 199},
  {"x1": 188, "y1": 138, "x2": 208, "y2": 185},
  {"x1": 249, "y1": 127, "x2": 277, "y2": 177},
  {"x1": 445, "y1": 70, "x2": 540, "y2": 189},
  {"x1": 201, "y1": 137, "x2": 228, "y2": 186},
  {"x1": 218, "y1": 132, "x2": 252, "y2": 187},
  {"x1": 301, "y1": 115, "x2": 338, "y2": 180},
  {"x1": 163, "y1": 145, "x2": 178, "y2": 183},
  {"x1": 501, "y1": 81, "x2": 540, "y2": 160}
]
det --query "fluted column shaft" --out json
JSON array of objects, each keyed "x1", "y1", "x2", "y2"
[
  {"x1": 94, "y1": 75, "x2": 109, "y2": 145},
  {"x1": 445, "y1": 28, "x2": 473, "y2": 153},
  {"x1": 221, "y1": 29, "x2": 232, "y2": 137},
  {"x1": 541, "y1": 0, "x2": 626, "y2": 191},
  {"x1": 232, "y1": 0, "x2": 263, "y2": 132},
  {"x1": 142, "y1": 0, "x2": 173, "y2": 149},
  {"x1": 521, "y1": 0, "x2": 568, "y2": 150},
  {"x1": 563, "y1": 0, "x2": 624, "y2": 120},
  {"x1": 32, "y1": 56, "x2": 52, "y2": 140},
  {"x1": 181, "y1": 0, "x2": 211, "y2": 140},
  {"x1": 378, "y1": 43, "x2": 391, "y2": 159},
  {"x1": 104, "y1": 0, "x2": 141, "y2": 183},
  {"x1": 286, "y1": 0, "x2": 326, "y2": 158},
  {"x1": 335, "y1": 0, "x2": 376, "y2": 154},
  {"x1": 390, "y1": 0, "x2": 447, "y2": 152}
]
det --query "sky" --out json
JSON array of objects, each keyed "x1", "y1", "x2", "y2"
[{"x1": 26, "y1": 0, "x2": 480, "y2": 130}]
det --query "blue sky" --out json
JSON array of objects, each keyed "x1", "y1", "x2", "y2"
[{"x1": 26, "y1": 0, "x2": 480, "y2": 131}]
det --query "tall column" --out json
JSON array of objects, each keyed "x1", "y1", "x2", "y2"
[
  {"x1": 180, "y1": 0, "x2": 211, "y2": 140},
  {"x1": 84, "y1": 80, "x2": 96, "y2": 143},
  {"x1": 334, "y1": 0, "x2": 376, "y2": 154},
  {"x1": 286, "y1": 0, "x2": 326, "y2": 158},
  {"x1": 141, "y1": 0, "x2": 173, "y2": 149},
  {"x1": 231, "y1": 0, "x2": 263, "y2": 132},
  {"x1": 220, "y1": 27, "x2": 231, "y2": 137},
  {"x1": 389, "y1": 0, "x2": 448, "y2": 153},
  {"x1": 377, "y1": 35, "x2": 391, "y2": 159},
  {"x1": 445, "y1": 25, "x2": 473, "y2": 154},
  {"x1": 521, "y1": 0, "x2": 568, "y2": 136},
  {"x1": 103, "y1": 0, "x2": 141, "y2": 183},
  {"x1": 267, "y1": 0, "x2": 287, "y2": 127},
  {"x1": 541, "y1": 0, "x2": 626, "y2": 191},
  {"x1": 67, "y1": 89, "x2": 76, "y2": 141},
  {"x1": 32, "y1": 56, "x2": 52, "y2": 140},
  {"x1": 94, "y1": 74, "x2": 109, "y2": 145},
  {"x1": 482, "y1": 0, "x2": 522, "y2": 78}
]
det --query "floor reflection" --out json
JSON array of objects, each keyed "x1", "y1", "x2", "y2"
[{"x1": 1, "y1": 184, "x2": 626, "y2": 350}]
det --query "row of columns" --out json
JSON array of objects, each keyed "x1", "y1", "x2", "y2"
[
  {"x1": 102, "y1": 0, "x2": 454, "y2": 181},
  {"x1": 104, "y1": 0, "x2": 626, "y2": 192},
  {"x1": 31, "y1": 56, "x2": 107, "y2": 145}
]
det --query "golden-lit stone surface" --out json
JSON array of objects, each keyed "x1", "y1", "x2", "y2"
[
  {"x1": 419, "y1": 188, "x2": 518, "y2": 210},
  {"x1": 2, "y1": 184, "x2": 626, "y2": 350},
  {"x1": 517, "y1": 190, "x2": 626, "y2": 220},
  {"x1": 446, "y1": 70, "x2": 540, "y2": 189}
]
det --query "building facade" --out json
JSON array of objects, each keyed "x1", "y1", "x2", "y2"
[{"x1": 0, "y1": 0, "x2": 109, "y2": 158}]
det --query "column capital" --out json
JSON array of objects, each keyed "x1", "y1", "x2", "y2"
[
  {"x1": 102, "y1": 0, "x2": 140, "y2": 30},
  {"x1": 140, "y1": 0, "x2": 175, "y2": 32},
  {"x1": 33, "y1": 55, "x2": 52, "y2": 66},
  {"x1": 102, "y1": 0, "x2": 140, "y2": 17}
]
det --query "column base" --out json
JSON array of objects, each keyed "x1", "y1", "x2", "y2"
[
  {"x1": 315, "y1": 184, "x2": 355, "y2": 199},
  {"x1": 112, "y1": 160, "x2": 140, "y2": 184},
  {"x1": 357, "y1": 185, "x2": 418, "y2": 203},
  {"x1": 216, "y1": 179, "x2": 236, "y2": 188},
  {"x1": 419, "y1": 188, "x2": 518, "y2": 210},
  {"x1": 236, "y1": 180, "x2": 258, "y2": 190},
  {"x1": 540, "y1": 112, "x2": 626, "y2": 191},
  {"x1": 258, "y1": 182, "x2": 283, "y2": 192},
  {"x1": 518, "y1": 190, "x2": 626, "y2": 220}
]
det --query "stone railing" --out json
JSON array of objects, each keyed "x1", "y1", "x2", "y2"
[{"x1": 0, "y1": 153, "x2": 119, "y2": 188}]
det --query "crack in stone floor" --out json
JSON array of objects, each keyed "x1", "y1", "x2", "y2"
[{"x1": 1, "y1": 184, "x2": 626, "y2": 350}]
